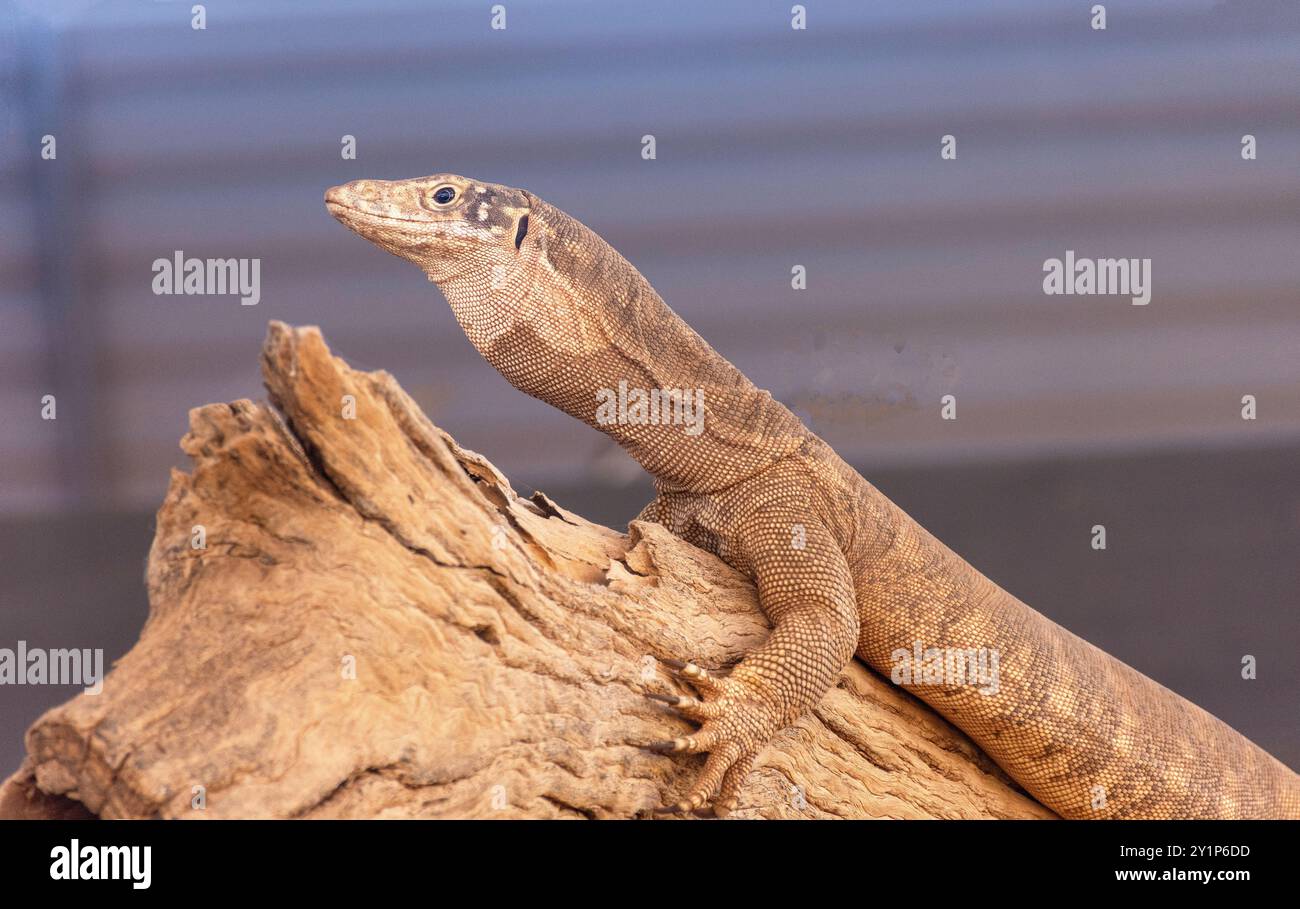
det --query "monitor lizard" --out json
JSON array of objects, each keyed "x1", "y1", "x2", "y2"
[{"x1": 325, "y1": 173, "x2": 1300, "y2": 819}]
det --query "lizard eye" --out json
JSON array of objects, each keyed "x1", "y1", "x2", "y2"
[{"x1": 432, "y1": 186, "x2": 456, "y2": 205}]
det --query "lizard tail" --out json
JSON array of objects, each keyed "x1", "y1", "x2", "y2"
[{"x1": 854, "y1": 508, "x2": 1300, "y2": 819}]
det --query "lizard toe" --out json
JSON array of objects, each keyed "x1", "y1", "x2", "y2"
[
  {"x1": 714, "y1": 751, "x2": 758, "y2": 816},
  {"x1": 659, "y1": 742, "x2": 745, "y2": 815},
  {"x1": 644, "y1": 690, "x2": 723, "y2": 722},
  {"x1": 658, "y1": 657, "x2": 725, "y2": 696},
  {"x1": 635, "y1": 726, "x2": 721, "y2": 755}
]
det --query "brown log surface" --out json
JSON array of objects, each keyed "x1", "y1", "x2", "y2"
[{"x1": 1, "y1": 323, "x2": 1052, "y2": 820}]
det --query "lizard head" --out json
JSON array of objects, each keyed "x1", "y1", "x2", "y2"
[
  {"x1": 325, "y1": 174, "x2": 533, "y2": 285},
  {"x1": 326, "y1": 172, "x2": 607, "y2": 362}
]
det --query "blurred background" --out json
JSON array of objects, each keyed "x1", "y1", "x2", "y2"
[{"x1": 1, "y1": 0, "x2": 1297, "y2": 779}]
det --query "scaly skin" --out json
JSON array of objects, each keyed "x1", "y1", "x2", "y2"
[{"x1": 326, "y1": 174, "x2": 1300, "y2": 819}]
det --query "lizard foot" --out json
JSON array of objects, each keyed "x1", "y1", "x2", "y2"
[{"x1": 635, "y1": 657, "x2": 777, "y2": 816}]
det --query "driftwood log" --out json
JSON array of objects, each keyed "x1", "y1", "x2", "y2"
[{"x1": 1, "y1": 323, "x2": 1052, "y2": 820}]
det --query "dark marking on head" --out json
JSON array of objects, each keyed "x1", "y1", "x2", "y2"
[{"x1": 514, "y1": 214, "x2": 529, "y2": 250}]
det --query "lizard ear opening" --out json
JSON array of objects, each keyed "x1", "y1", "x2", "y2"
[{"x1": 514, "y1": 215, "x2": 529, "y2": 250}]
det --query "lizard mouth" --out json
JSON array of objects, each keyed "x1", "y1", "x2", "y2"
[
  {"x1": 324, "y1": 184, "x2": 443, "y2": 227},
  {"x1": 325, "y1": 200, "x2": 432, "y2": 227}
]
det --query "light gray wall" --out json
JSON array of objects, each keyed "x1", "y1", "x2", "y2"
[{"x1": 2, "y1": 0, "x2": 1297, "y2": 512}]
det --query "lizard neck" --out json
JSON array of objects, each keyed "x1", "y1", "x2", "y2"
[{"x1": 439, "y1": 200, "x2": 807, "y2": 493}]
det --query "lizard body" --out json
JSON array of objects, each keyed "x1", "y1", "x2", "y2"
[{"x1": 326, "y1": 174, "x2": 1300, "y2": 819}]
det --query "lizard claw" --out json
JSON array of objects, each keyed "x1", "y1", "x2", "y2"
[
  {"x1": 643, "y1": 739, "x2": 682, "y2": 754},
  {"x1": 643, "y1": 691, "x2": 680, "y2": 705}
]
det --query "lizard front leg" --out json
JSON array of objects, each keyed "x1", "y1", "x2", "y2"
[{"x1": 642, "y1": 510, "x2": 859, "y2": 816}]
